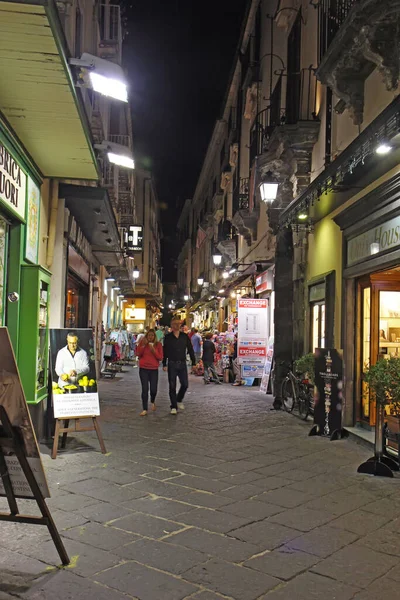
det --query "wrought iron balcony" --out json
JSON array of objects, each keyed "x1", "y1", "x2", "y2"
[
  {"x1": 316, "y1": 0, "x2": 400, "y2": 125},
  {"x1": 317, "y1": 0, "x2": 357, "y2": 63},
  {"x1": 232, "y1": 178, "x2": 250, "y2": 214},
  {"x1": 98, "y1": 3, "x2": 123, "y2": 64},
  {"x1": 250, "y1": 67, "x2": 318, "y2": 164}
]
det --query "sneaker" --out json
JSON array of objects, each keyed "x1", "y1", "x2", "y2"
[
  {"x1": 232, "y1": 382, "x2": 241, "y2": 386},
  {"x1": 170, "y1": 408, "x2": 177, "y2": 415},
  {"x1": 139, "y1": 410, "x2": 148, "y2": 416},
  {"x1": 177, "y1": 402, "x2": 185, "y2": 411}
]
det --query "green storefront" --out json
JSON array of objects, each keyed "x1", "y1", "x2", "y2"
[
  {"x1": 0, "y1": 125, "x2": 52, "y2": 437},
  {"x1": 0, "y1": 0, "x2": 99, "y2": 438}
]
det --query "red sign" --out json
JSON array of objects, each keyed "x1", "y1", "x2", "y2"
[
  {"x1": 238, "y1": 346, "x2": 267, "y2": 357},
  {"x1": 255, "y1": 270, "x2": 273, "y2": 294},
  {"x1": 238, "y1": 298, "x2": 268, "y2": 309}
]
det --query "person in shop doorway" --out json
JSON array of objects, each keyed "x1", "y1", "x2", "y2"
[
  {"x1": 191, "y1": 328, "x2": 202, "y2": 370},
  {"x1": 163, "y1": 317, "x2": 196, "y2": 414},
  {"x1": 136, "y1": 329, "x2": 163, "y2": 416},
  {"x1": 232, "y1": 335, "x2": 242, "y2": 386},
  {"x1": 203, "y1": 332, "x2": 222, "y2": 385}
]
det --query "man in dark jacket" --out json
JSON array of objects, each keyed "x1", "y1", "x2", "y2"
[{"x1": 163, "y1": 317, "x2": 196, "y2": 414}]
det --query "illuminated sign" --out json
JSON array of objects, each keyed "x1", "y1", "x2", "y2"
[{"x1": 125, "y1": 225, "x2": 143, "y2": 252}]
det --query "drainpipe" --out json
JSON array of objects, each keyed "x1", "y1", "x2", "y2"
[{"x1": 46, "y1": 179, "x2": 59, "y2": 270}]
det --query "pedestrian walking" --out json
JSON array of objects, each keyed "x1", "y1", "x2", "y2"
[
  {"x1": 136, "y1": 329, "x2": 163, "y2": 416},
  {"x1": 232, "y1": 335, "x2": 242, "y2": 386},
  {"x1": 203, "y1": 332, "x2": 222, "y2": 384},
  {"x1": 163, "y1": 317, "x2": 196, "y2": 414},
  {"x1": 191, "y1": 328, "x2": 202, "y2": 366}
]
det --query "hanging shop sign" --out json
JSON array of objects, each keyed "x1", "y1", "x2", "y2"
[
  {"x1": 312, "y1": 348, "x2": 343, "y2": 438},
  {"x1": 49, "y1": 329, "x2": 100, "y2": 419},
  {"x1": 0, "y1": 143, "x2": 27, "y2": 221},
  {"x1": 255, "y1": 270, "x2": 274, "y2": 294},
  {"x1": 347, "y1": 214, "x2": 400, "y2": 266},
  {"x1": 125, "y1": 225, "x2": 143, "y2": 252},
  {"x1": 237, "y1": 298, "x2": 268, "y2": 364},
  {"x1": 0, "y1": 327, "x2": 50, "y2": 498}
]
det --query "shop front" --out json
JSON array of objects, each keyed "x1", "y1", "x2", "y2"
[{"x1": 336, "y1": 173, "x2": 400, "y2": 430}]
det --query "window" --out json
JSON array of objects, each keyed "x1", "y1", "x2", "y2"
[{"x1": 311, "y1": 302, "x2": 326, "y2": 350}]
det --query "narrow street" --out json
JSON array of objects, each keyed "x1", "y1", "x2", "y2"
[{"x1": 1, "y1": 366, "x2": 400, "y2": 600}]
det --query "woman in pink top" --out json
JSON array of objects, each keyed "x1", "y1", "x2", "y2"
[{"x1": 136, "y1": 329, "x2": 163, "y2": 415}]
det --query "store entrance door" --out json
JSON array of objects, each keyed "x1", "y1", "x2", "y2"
[
  {"x1": 65, "y1": 272, "x2": 89, "y2": 329},
  {"x1": 357, "y1": 269, "x2": 400, "y2": 427}
]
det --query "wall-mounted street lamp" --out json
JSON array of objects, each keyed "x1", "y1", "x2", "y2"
[
  {"x1": 197, "y1": 276, "x2": 204, "y2": 286},
  {"x1": 133, "y1": 268, "x2": 140, "y2": 279},
  {"x1": 212, "y1": 249, "x2": 223, "y2": 266},
  {"x1": 184, "y1": 294, "x2": 189, "y2": 301},
  {"x1": 222, "y1": 271, "x2": 230, "y2": 279},
  {"x1": 95, "y1": 141, "x2": 135, "y2": 169},
  {"x1": 70, "y1": 53, "x2": 128, "y2": 103},
  {"x1": 259, "y1": 172, "x2": 279, "y2": 203}
]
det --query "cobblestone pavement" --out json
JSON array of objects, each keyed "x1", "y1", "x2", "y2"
[{"x1": 1, "y1": 365, "x2": 400, "y2": 599}]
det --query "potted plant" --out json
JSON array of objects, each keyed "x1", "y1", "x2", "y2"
[
  {"x1": 294, "y1": 353, "x2": 315, "y2": 384},
  {"x1": 358, "y1": 357, "x2": 400, "y2": 477}
]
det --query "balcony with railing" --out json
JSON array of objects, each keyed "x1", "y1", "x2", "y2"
[
  {"x1": 318, "y1": 0, "x2": 357, "y2": 63},
  {"x1": 250, "y1": 67, "x2": 318, "y2": 164},
  {"x1": 231, "y1": 178, "x2": 257, "y2": 243},
  {"x1": 316, "y1": 0, "x2": 400, "y2": 125},
  {"x1": 98, "y1": 3, "x2": 122, "y2": 64}
]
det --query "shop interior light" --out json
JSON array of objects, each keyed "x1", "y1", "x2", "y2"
[
  {"x1": 230, "y1": 291, "x2": 236, "y2": 298},
  {"x1": 222, "y1": 271, "x2": 229, "y2": 279},
  {"x1": 106, "y1": 277, "x2": 115, "y2": 281},
  {"x1": 197, "y1": 277, "x2": 204, "y2": 286},
  {"x1": 184, "y1": 295, "x2": 189, "y2": 301},
  {"x1": 168, "y1": 304, "x2": 172, "y2": 309},
  {"x1": 376, "y1": 142, "x2": 392, "y2": 155},
  {"x1": 298, "y1": 212, "x2": 308, "y2": 220},
  {"x1": 218, "y1": 289, "x2": 225, "y2": 293},
  {"x1": 113, "y1": 286, "x2": 120, "y2": 290},
  {"x1": 133, "y1": 268, "x2": 140, "y2": 279}
]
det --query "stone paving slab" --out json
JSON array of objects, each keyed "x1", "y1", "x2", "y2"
[
  {"x1": 94, "y1": 561, "x2": 199, "y2": 599},
  {"x1": 3, "y1": 366, "x2": 400, "y2": 599},
  {"x1": 182, "y1": 558, "x2": 280, "y2": 600}
]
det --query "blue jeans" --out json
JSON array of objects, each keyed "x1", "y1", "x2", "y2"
[
  {"x1": 168, "y1": 361, "x2": 188, "y2": 409},
  {"x1": 139, "y1": 368, "x2": 159, "y2": 410}
]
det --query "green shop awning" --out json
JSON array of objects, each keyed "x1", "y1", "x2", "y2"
[{"x1": 0, "y1": 0, "x2": 98, "y2": 180}]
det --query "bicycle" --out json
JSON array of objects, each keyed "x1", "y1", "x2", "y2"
[{"x1": 281, "y1": 366, "x2": 314, "y2": 420}]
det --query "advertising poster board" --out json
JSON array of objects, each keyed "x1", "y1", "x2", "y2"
[
  {"x1": 0, "y1": 327, "x2": 50, "y2": 498},
  {"x1": 50, "y1": 329, "x2": 100, "y2": 419},
  {"x1": 242, "y1": 364, "x2": 265, "y2": 378},
  {"x1": 260, "y1": 336, "x2": 274, "y2": 394},
  {"x1": 313, "y1": 348, "x2": 343, "y2": 436},
  {"x1": 238, "y1": 298, "x2": 268, "y2": 365}
]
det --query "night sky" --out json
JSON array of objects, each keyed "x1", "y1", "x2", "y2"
[{"x1": 124, "y1": 0, "x2": 248, "y2": 280}]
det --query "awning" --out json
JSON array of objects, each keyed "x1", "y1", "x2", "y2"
[
  {"x1": 0, "y1": 1, "x2": 98, "y2": 180},
  {"x1": 60, "y1": 184, "x2": 122, "y2": 268}
]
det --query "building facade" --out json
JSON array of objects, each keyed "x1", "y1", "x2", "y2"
[
  {"x1": 0, "y1": 0, "x2": 162, "y2": 437},
  {"x1": 178, "y1": 0, "x2": 400, "y2": 436}
]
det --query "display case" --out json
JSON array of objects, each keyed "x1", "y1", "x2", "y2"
[{"x1": 18, "y1": 265, "x2": 51, "y2": 405}]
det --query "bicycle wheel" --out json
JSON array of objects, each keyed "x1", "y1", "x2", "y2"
[{"x1": 282, "y1": 378, "x2": 295, "y2": 412}]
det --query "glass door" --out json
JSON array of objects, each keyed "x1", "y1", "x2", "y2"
[{"x1": 361, "y1": 286, "x2": 371, "y2": 422}]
